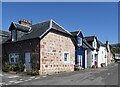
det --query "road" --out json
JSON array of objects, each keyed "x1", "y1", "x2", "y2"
[{"x1": 1, "y1": 63, "x2": 119, "y2": 86}]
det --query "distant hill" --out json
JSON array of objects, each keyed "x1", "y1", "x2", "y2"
[{"x1": 111, "y1": 43, "x2": 120, "y2": 54}]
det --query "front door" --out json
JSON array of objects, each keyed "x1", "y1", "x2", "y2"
[{"x1": 25, "y1": 52, "x2": 31, "y2": 72}]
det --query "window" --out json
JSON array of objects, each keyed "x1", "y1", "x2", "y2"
[
  {"x1": 102, "y1": 51, "x2": 103, "y2": 54},
  {"x1": 102, "y1": 51, "x2": 104, "y2": 61},
  {"x1": 93, "y1": 41, "x2": 96, "y2": 48},
  {"x1": 94, "y1": 42, "x2": 95, "y2": 47},
  {"x1": 12, "y1": 29, "x2": 17, "y2": 41},
  {"x1": 64, "y1": 52, "x2": 70, "y2": 63},
  {"x1": 77, "y1": 37, "x2": 82, "y2": 46},
  {"x1": 77, "y1": 55, "x2": 82, "y2": 66},
  {"x1": 9, "y1": 53, "x2": 19, "y2": 64},
  {"x1": 92, "y1": 55, "x2": 93, "y2": 62}
]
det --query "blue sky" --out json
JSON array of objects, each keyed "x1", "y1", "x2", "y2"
[{"x1": 2, "y1": 2, "x2": 118, "y2": 44}]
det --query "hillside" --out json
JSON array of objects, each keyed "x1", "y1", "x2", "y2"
[{"x1": 111, "y1": 43, "x2": 120, "y2": 54}]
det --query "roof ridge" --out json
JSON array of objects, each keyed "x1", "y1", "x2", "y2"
[
  {"x1": 70, "y1": 30, "x2": 80, "y2": 33},
  {"x1": 32, "y1": 19, "x2": 51, "y2": 26},
  {"x1": 51, "y1": 20, "x2": 71, "y2": 35},
  {"x1": 49, "y1": 19, "x2": 53, "y2": 29},
  {"x1": 85, "y1": 35, "x2": 95, "y2": 38}
]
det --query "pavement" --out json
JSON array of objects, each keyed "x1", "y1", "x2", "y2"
[{"x1": 0, "y1": 63, "x2": 119, "y2": 86}]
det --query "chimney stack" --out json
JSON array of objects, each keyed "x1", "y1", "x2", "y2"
[
  {"x1": 18, "y1": 19, "x2": 32, "y2": 27},
  {"x1": 106, "y1": 40, "x2": 109, "y2": 45}
]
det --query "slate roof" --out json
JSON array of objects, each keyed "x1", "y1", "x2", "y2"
[
  {"x1": 18, "y1": 20, "x2": 50, "y2": 41},
  {"x1": 0, "y1": 30, "x2": 11, "y2": 43},
  {"x1": 8, "y1": 19, "x2": 73, "y2": 42},
  {"x1": 70, "y1": 30, "x2": 94, "y2": 50},
  {"x1": 83, "y1": 39, "x2": 95, "y2": 50},
  {"x1": 9, "y1": 22, "x2": 30, "y2": 32},
  {"x1": 97, "y1": 40, "x2": 105, "y2": 47},
  {"x1": 84, "y1": 36, "x2": 97, "y2": 42},
  {"x1": 52, "y1": 21, "x2": 71, "y2": 35},
  {"x1": 0, "y1": 30, "x2": 10, "y2": 36},
  {"x1": 70, "y1": 31, "x2": 79, "y2": 36},
  {"x1": 20, "y1": 19, "x2": 72, "y2": 41},
  {"x1": 84, "y1": 36, "x2": 100, "y2": 51}
]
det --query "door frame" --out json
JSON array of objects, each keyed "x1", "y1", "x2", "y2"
[{"x1": 24, "y1": 52, "x2": 31, "y2": 72}]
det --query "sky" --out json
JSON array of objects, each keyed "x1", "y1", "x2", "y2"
[{"x1": 2, "y1": 2, "x2": 118, "y2": 44}]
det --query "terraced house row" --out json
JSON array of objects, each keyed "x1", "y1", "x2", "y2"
[{"x1": 1, "y1": 19, "x2": 113, "y2": 75}]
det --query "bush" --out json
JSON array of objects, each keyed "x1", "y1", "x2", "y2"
[
  {"x1": 27, "y1": 69, "x2": 39, "y2": 76},
  {"x1": 2, "y1": 63, "x2": 11, "y2": 72},
  {"x1": 9, "y1": 64, "x2": 16, "y2": 71},
  {"x1": 14, "y1": 61, "x2": 25, "y2": 72},
  {"x1": 2, "y1": 61, "x2": 25, "y2": 73}
]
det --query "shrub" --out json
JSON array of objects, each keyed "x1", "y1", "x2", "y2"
[
  {"x1": 2, "y1": 61, "x2": 25, "y2": 73},
  {"x1": 9, "y1": 64, "x2": 16, "y2": 71},
  {"x1": 27, "y1": 69, "x2": 39, "y2": 76},
  {"x1": 14, "y1": 61, "x2": 25, "y2": 72},
  {"x1": 2, "y1": 63, "x2": 11, "y2": 72}
]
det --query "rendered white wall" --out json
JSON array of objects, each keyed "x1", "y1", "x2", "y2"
[{"x1": 98, "y1": 46, "x2": 107, "y2": 67}]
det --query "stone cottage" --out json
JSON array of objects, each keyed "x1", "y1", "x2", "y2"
[{"x1": 2, "y1": 19, "x2": 75, "y2": 75}]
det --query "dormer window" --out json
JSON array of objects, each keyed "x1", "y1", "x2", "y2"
[
  {"x1": 12, "y1": 29, "x2": 17, "y2": 41},
  {"x1": 77, "y1": 37, "x2": 82, "y2": 47},
  {"x1": 94, "y1": 42, "x2": 95, "y2": 47}
]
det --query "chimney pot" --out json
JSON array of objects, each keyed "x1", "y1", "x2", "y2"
[{"x1": 18, "y1": 19, "x2": 32, "y2": 27}]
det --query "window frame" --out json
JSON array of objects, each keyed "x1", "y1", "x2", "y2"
[
  {"x1": 9, "y1": 53, "x2": 19, "y2": 64},
  {"x1": 12, "y1": 29, "x2": 17, "y2": 41},
  {"x1": 63, "y1": 51, "x2": 70, "y2": 63},
  {"x1": 77, "y1": 55, "x2": 82, "y2": 66},
  {"x1": 77, "y1": 37, "x2": 82, "y2": 46}
]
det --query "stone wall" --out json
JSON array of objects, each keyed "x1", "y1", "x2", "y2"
[
  {"x1": 40, "y1": 31, "x2": 75, "y2": 75},
  {"x1": 2, "y1": 38, "x2": 40, "y2": 69}
]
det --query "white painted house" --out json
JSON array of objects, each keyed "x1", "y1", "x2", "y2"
[
  {"x1": 85, "y1": 36, "x2": 99, "y2": 67},
  {"x1": 97, "y1": 40, "x2": 107, "y2": 67}
]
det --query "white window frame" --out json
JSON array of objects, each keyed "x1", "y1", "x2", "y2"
[
  {"x1": 77, "y1": 55, "x2": 82, "y2": 66},
  {"x1": 63, "y1": 51, "x2": 70, "y2": 63},
  {"x1": 9, "y1": 53, "x2": 19, "y2": 64},
  {"x1": 92, "y1": 55, "x2": 93, "y2": 63},
  {"x1": 77, "y1": 37, "x2": 82, "y2": 46},
  {"x1": 12, "y1": 29, "x2": 17, "y2": 41}
]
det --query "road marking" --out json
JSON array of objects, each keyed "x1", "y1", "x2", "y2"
[
  {"x1": 24, "y1": 80, "x2": 29, "y2": 82},
  {"x1": 34, "y1": 77, "x2": 40, "y2": 79},
  {"x1": 9, "y1": 80, "x2": 17, "y2": 83},
  {"x1": 6, "y1": 83, "x2": 12, "y2": 85},
  {"x1": 0, "y1": 83, "x2": 4, "y2": 85},
  {"x1": 14, "y1": 81, "x2": 23, "y2": 84},
  {"x1": 8, "y1": 76, "x2": 19, "y2": 79},
  {"x1": 0, "y1": 74, "x2": 3, "y2": 77},
  {"x1": 28, "y1": 78, "x2": 32, "y2": 80},
  {"x1": 24, "y1": 78, "x2": 32, "y2": 82},
  {"x1": 30, "y1": 76, "x2": 35, "y2": 79},
  {"x1": 19, "y1": 79, "x2": 23, "y2": 81},
  {"x1": 5, "y1": 83, "x2": 9, "y2": 85},
  {"x1": 42, "y1": 76, "x2": 47, "y2": 77}
]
